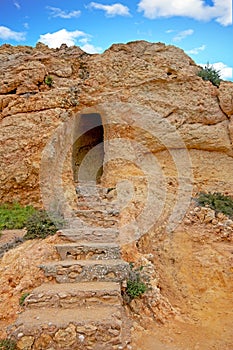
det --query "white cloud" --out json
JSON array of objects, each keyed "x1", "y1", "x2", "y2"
[
  {"x1": 199, "y1": 62, "x2": 233, "y2": 80},
  {"x1": 38, "y1": 29, "x2": 87, "y2": 48},
  {"x1": 47, "y1": 6, "x2": 81, "y2": 19},
  {"x1": 214, "y1": 0, "x2": 232, "y2": 26},
  {"x1": 80, "y1": 43, "x2": 102, "y2": 54},
  {"x1": 138, "y1": 0, "x2": 232, "y2": 26},
  {"x1": 211, "y1": 62, "x2": 232, "y2": 80},
  {"x1": 23, "y1": 22, "x2": 29, "y2": 29},
  {"x1": 165, "y1": 29, "x2": 175, "y2": 33},
  {"x1": 13, "y1": 1, "x2": 21, "y2": 10},
  {"x1": 78, "y1": 37, "x2": 102, "y2": 53},
  {"x1": 89, "y1": 2, "x2": 130, "y2": 17},
  {"x1": 79, "y1": 37, "x2": 89, "y2": 44},
  {"x1": 173, "y1": 29, "x2": 194, "y2": 42},
  {"x1": 0, "y1": 26, "x2": 25, "y2": 41},
  {"x1": 186, "y1": 44, "x2": 206, "y2": 55},
  {"x1": 38, "y1": 29, "x2": 102, "y2": 53}
]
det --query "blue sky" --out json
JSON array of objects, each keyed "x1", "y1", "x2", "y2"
[{"x1": 0, "y1": 0, "x2": 232, "y2": 80}]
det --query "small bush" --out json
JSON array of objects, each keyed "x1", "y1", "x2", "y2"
[
  {"x1": 196, "y1": 192, "x2": 233, "y2": 218},
  {"x1": 0, "y1": 339, "x2": 16, "y2": 350},
  {"x1": 24, "y1": 210, "x2": 64, "y2": 240},
  {"x1": 19, "y1": 292, "x2": 30, "y2": 306},
  {"x1": 197, "y1": 63, "x2": 221, "y2": 87},
  {"x1": 44, "y1": 75, "x2": 53, "y2": 87},
  {"x1": 123, "y1": 263, "x2": 148, "y2": 303},
  {"x1": 0, "y1": 203, "x2": 36, "y2": 231}
]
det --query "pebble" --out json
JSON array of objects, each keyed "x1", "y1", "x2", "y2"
[{"x1": 78, "y1": 334, "x2": 85, "y2": 342}]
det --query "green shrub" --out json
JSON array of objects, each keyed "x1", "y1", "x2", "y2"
[
  {"x1": 197, "y1": 63, "x2": 221, "y2": 87},
  {"x1": 0, "y1": 339, "x2": 16, "y2": 350},
  {"x1": 126, "y1": 276, "x2": 147, "y2": 299},
  {"x1": 196, "y1": 192, "x2": 233, "y2": 218},
  {"x1": 19, "y1": 292, "x2": 30, "y2": 306},
  {"x1": 44, "y1": 75, "x2": 53, "y2": 87},
  {"x1": 24, "y1": 210, "x2": 64, "y2": 240},
  {"x1": 124, "y1": 263, "x2": 148, "y2": 302},
  {"x1": 0, "y1": 203, "x2": 36, "y2": 231}
]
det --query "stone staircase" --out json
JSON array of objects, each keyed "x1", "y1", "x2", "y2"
[{"x1": 8, "y1": 182, "x2": 132, "y2": 350}]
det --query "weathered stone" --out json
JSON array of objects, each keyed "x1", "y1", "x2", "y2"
[
  {"x1": 54, "y1": 324, "x2": 77, "y2": 347},
  {"x1": 24, "y1": 282, "x2": 121, "y2": 309},
  {"x1": 55, "y1": 242, "x2": 121, "y2": 260},
  {"x1": 40, "y1": 259, "x2": 130, "y2": 283},
  {"x1": 33, "y1": 334, "x2": 53, "y2": 350},
  {"x1": 1, "y1": 40, "x2": 233, "y2": 350},
  {"x1": 219, "y1": 81, "x2": 233, "y2": 116},
  {"x1": 76, "y1": 324, "x2": 97, "y2": 335},
  {"x1": 58, "y1": 227, "x2": 120, "y2": 243},
  {"x1": 17, "y1": 335, "x2": 34, "y2": 350},
  {"x1": 1, "y1": 40, "x2": 233, "y2": 210},
  {"x1": 203, "y1": 209, "x2": 216, "y2": 223}
]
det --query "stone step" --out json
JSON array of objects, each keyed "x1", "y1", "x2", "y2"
[
  {"x1": 74, "y1": 210, "x2": 119, "y2": 228},
  {"x1": 75, "y1": 184, "x2": 116, "y2": 203},
  {"x1": 58, "y1": 227, "x2": 119, "y2": 243},
  {"x1": 24, "y1": 282, "x2": 122, "y2": 309},
  {"x1": 75, "y1": 209, "x2": 119, "y2": 217},
  {"x1": 76, "y1": 201, "x2": 118, "y2": 212},
  {"x1": 9, "y1": 306, "x2": 129, "y2": 350},
  {"x1": 39, "y1": 259, "x2": 130, "y2": 283},
  {"x1": 76, "y1": 185, "x2": 108, "y2": 201},
  {"x1": 55, "y1": 242, "x2": 121, "y2": 260}
]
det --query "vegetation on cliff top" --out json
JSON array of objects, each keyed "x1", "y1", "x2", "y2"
[{"x1": 197, "y1": 63, "x2": 221, "y2": 87}]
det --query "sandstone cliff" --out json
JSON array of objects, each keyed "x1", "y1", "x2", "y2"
[
  {"x1": 1, "y1": 40, "x2": 233, "y2": 210},
  {"x1": 1, "y1": 41, "x2": 233, "y2": 349}
]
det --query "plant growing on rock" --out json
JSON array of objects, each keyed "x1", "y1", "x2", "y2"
[
  {"x1": 123, "y1": 263, "x2": 148, "y2": 303},
  {"x1": 0, "y1": 339, "x2": 16, "y2": 350},
  {"x1": 196, "y1": 192, "x2": 233, "y2": 218},
  {"x1": 197, "y1": 63, "x2": 221, "y2": 87},
  {"x1": 24, "y1": 210, "x2": 64, "y2": 240},
  {"x1": 44, "y1": 75, "x2": 53, "y2": 87},
  {"x1": 19, "y1": 292, "x2": 30, "y2": 306}
]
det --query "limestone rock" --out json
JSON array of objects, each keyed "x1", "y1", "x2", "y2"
[
  {"x1": 17, "y1": 335, "x2": 34, "y2": 350},
  {"x1": 219, "y1": 81, "x2": 233, "y2": 116},
  {"x1": 54, "y1": 324, "x2": 77, "y2": 347},
  {"x1": 0, "y1": 39, "x2": 233, "y2": 213},
  {"x1": 33, "y1": 334, "x2": 53, "y2": 350}
]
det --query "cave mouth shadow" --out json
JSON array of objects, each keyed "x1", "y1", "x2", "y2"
[{"x1": 72, "y1": 113, "x2": 104, "y2": 184}]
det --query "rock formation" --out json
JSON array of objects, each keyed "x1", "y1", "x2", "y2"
[
  {"x1": 1, "y1": 40, "x2": 233, "y2": 349},
  {"x1": 1, "y1": 41, "x2": 233, "y2": 216}
]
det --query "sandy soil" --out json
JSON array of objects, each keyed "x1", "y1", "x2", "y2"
[{"x1": 132, "y1": 220, "x2": 233, "y2": 350}]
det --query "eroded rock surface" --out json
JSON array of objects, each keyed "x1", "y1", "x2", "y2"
[
  {"x1": 1, "y1": 41, "x2": 233, "y2": 349},
  {"x1": 1, "y1": 41, "x2": 233, "y2": 209}
]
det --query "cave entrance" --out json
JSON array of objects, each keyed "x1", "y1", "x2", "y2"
[{"x1": 72, "y1": 113, "x2": 104, "y2": 183}]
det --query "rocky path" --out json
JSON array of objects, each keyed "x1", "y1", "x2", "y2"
[{"x1": 8, "y1": 182, "x2": 131, "y2": 350}]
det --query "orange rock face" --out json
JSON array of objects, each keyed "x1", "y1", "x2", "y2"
[
  {"x1": 0, "y1": 41, "x2": 233, "y2": 348},
  {"x1": 0, "y1": 40, "x2": 233, "y2": 212}
]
